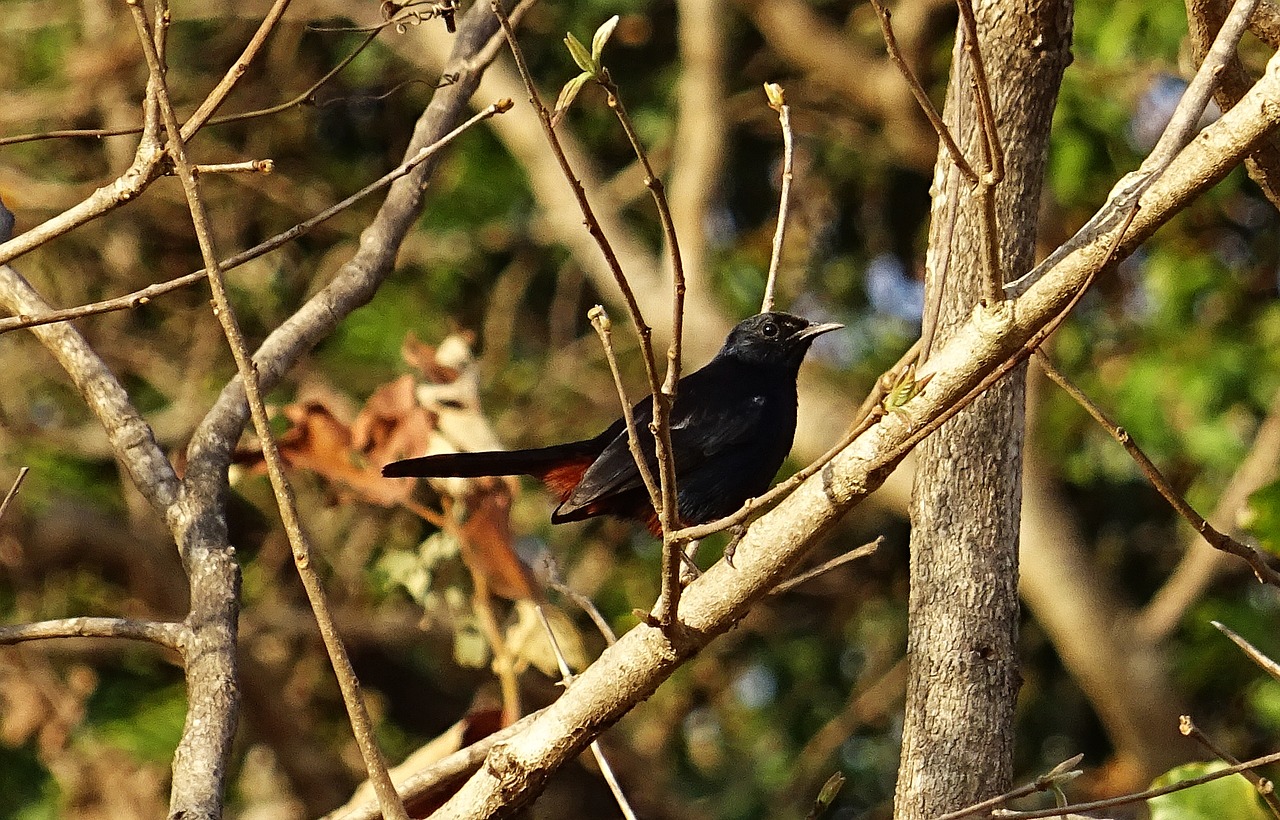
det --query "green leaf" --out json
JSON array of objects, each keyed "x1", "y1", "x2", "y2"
[
  {"x1": 1148, "y1": 762, "x2": 1270, "y2": 820},
  {"x1": 553, "y1": 72, "x2": 592, "y2": 125},
  {"x1": 804, "y1": 772, "x2": 845, "y2": 819},
  {"x1": 563, "y1": 32, "x2": 595, "y2": 75},
  {"x1": 591, "y1": 15, "x2": 619, "y2": 62}
]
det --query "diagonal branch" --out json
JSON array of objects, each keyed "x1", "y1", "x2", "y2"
[
  {"x1": 0, "y1": 617, "x2": 187, "y2": 652},
  {"x1": 1037, "y1": 352, "x2": 1280, "y2": 588},
  {"x1": 0, "y1": 265, "x2": 180, "y2": 512}
]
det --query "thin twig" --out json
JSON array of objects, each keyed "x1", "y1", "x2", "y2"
[
  {"x1": 588, "y1": 306, "x2": 661, "y2": 508},
  {"x1": 762, "y1": 83, "x2": 793, "y2": 314},
  {"x1": 991, "y1": 748, "x2": 1280, "y2": 819},
  {"x1": 869, "y1": 0, "x2": 975, "y2": 181},
  {"x1": 532, "y1": 602, "x2": 639, "y2": 820},
  {"x1": 1137, "y1": 389, "x2": 1280, "y2": 641},
  {"x1": 193, "y1": 160, "x2": 275, "y2": 175},
  {"x1": 771, "y1": 538, "x2": 881, "y2": 595},
  {"x1": 955, "y1": 0, "x2": 1004, "y2": 184},
  {"x1": 596, "y1": 71, "x2": 687, "y2": 625},
  {"x1": 490, "y1": 1, "x2": 659, "y2": 392},
  {"x1": 495, "y1": 1, "x2": 691, "y2": 626},
  {"x1": 124, "y1": 5, "x2": 408, "y2": 818},
  {"x1": 0, "y1": 467, "x2": 29, "y2": 524},
  {"x1": 182, "y1": 0, "x2": 295, "y2": 136},
  {"x1": 1181, "y1": 715, "x2": 1280, "y2": 819},
  {"x1": 1036, "y1": 351, "x2": 1280, "y2": 589},
  {"x1": 0, "y1": 100, "x2": 509, "y2": 336},
  {"x1": 0, "y1": 616, "x2": 186, "y2": 652},
  {"x1": 545, "y1": 565, "x2": 618, "y2": 646},
  {"x1": 0, "y1": 26, "x2": 382, "y2": 148},
  {"x1": 954, "y1": 0, "x2": 1005, "y2": 303},
  {"x1": 1213, "y1": 620, "x2": 1280, "y2": 683},
  {"x1": 931, "y1": 754, "x2": 1084, "y2": 820},
  {"x1": 587, "y1": 308, "x2": 700, "y2": 581}
]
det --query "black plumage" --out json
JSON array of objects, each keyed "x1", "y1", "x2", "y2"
[{"x1": 383, "y1": 312, "x2": 841, "y2": 533}]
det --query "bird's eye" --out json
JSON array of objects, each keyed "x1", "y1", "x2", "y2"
[{"x1": 762, "y1": 321, "x2": 778, "y2": 338}]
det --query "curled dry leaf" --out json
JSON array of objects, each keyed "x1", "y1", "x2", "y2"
[
  {"x1": 239, "y1": 332, "x2": 536, "y2": 600},
  {"x1": 457, "y1": 486, "x2": 535, "y2": 600}
]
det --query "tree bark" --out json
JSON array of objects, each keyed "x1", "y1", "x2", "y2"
[{"x1": 895, "y1": 2, "x2": 1072, "y2": 817}]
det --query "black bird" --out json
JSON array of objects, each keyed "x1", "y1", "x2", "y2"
[{"x1": 382, "y1": 312, "x2": 841, "y2": 534}]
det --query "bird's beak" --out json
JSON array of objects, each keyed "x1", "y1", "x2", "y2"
[{"x1": 798, "y1": 321, "x2": 843, "y2": 341}]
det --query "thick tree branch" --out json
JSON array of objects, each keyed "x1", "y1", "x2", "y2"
[{"x1": 0, "y1": 264, "x2": 180, "y2": 512}]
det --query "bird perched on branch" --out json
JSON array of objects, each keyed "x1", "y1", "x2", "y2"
[{"x1": 383, "y1": 312, "x2": 841, "y2": 535}]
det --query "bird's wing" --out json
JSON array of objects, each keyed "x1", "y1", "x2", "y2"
[{"x1": 554, "y1": 375, "x2": 766, "y2": 519}]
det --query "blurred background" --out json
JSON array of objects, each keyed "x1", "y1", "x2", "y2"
[{"x1": 1, "y1": 0, "x2": 1279, "y2": 817}]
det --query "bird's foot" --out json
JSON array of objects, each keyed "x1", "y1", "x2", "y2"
[
  {"x1": 633, "y1": 608, "x2": 662, "y2": 628},
  {"x1": 723, "y1": 523, "x2": 748, "y2": 567}
]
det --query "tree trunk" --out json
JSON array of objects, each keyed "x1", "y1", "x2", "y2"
[{"x1": 894, "y1": 2, "x2": 1073, "y2": 817}]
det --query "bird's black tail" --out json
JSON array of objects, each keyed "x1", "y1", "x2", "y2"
[{"x1": 382, "y1": 441, "x2": 599, "y2": 480}]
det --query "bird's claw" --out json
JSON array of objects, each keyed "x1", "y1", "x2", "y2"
[{"x1": 723, "y1": 523, "x2": 748, "y2": 567}]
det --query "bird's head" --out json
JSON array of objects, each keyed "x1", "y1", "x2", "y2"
[{"x1": 720, "y1": 312, "x2": 843, "y2": 369}]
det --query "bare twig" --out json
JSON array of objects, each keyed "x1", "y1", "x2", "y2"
[
  {"x1": 532, "y1": 603, "x2": 638, "y2": 820},
  {"x1": 1137, "y1": 382, "x2": 1280, "y2": 641},
  {"x1": 869, "y1": 0, "x2": 975, "y2": 181},
  {"x1": 1213, "y1": 620, "x2": 1280, "y2": 683},
  {"x1": 771, "y1": 537, "x2": 881, "y2": 595},
  {"x1": 588, "y1": 306, "x2": 661, "y2": 507},
  {"x1": 955, "y1": 0, "x2": 1006, "y2": 303},
  {"x1": 0, "y1": 467, "x2": 29, "y2": 524},
  {"x1": 0, "y1": 617, "x2": 186, "y2": 652},
  {"x1": 1181, "y1": 715, "x2": 1280, "y2": 818},
  {"x1": 193, "y1": 160, "x2": 275, "y2": 175},
  {"x1": 182, "y1": 0, "x2": 295, "y2": 135},
  {"x1": 594, "y1": 70, "x2": 688, "y2": 623},
  {"x1": 125, "y1": 4, "x2": 407, "y2": 817},
  {"x1": 0, "y1": 99, "x2": 510, "y2": 336},
  {"x1": 490, "y1": 1, "x2": 659, "y2": 391},
  {"x1": 955, "y1": 0, "x2": 1004, "y2": 184},
  {"x1": 496, "y1": 3, "x2": 693, "y2": 625},
  {"x1": 931, "y1": 754, "x2": 1083, "y2": 820},
  {"x1": 992, "y1": 748, "x2": 1280, "y2": 819},
  {"x1": 543, "y1": 555, "x2": 619, "y2": 645},
  {"x1": 1036, "y1": 351, "x2": 1280, "y2": 589},
  {"x1": 761, "y1": 82, "x2": 793, "y2": 314},
  {"x1": 0, "y1": 25, "x2": 382, "y2": 148}
]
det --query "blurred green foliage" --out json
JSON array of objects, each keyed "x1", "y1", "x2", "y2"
[{"x1": 1148, "y1": 762, "x2": 1272, "y2": 820}]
